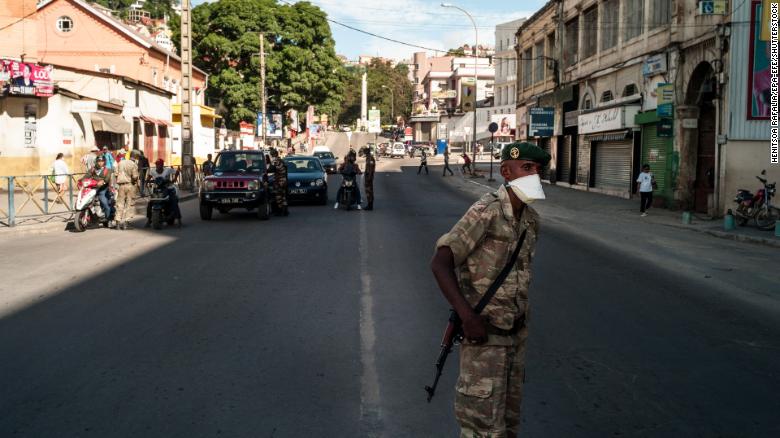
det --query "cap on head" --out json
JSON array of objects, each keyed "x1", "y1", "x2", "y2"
[
  {"x1": 500, "y1": 141, "x2": 551, "y2": 167},
  {"x1": 96, "y1": 155, "x2": 106, "y2": 162}
]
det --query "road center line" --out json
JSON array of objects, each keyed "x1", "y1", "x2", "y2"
[{"x1": 359, "y1": 211, "x2": 383, "y2": 436}]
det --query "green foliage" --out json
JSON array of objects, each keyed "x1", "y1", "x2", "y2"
[
  {"x1": 142, "y1": 0, "x2": 175, "y2": 19},
  {"x1": 446, "y1": 47, "x2": 466, "y2": 56},
  {"x1": 91, "y1": 0, "x2": 135, "y2": 12},
  {"x1": 189, "y1": 0, "x2": 347, "y2": 129},
  {"x1": 335, "y1": 59, "x2": 413, "y2": 126}
]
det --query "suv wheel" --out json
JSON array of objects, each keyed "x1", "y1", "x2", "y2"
[
  {"x1": 257, "y1": 198, "x2": 270, "y2": 220},
  {"x1": 200, "y1": 203, "x2": 213, "y2": 220}
]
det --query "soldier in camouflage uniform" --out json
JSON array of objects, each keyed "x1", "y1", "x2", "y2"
[
  {"x1": 269, "y1": 148, "x2": 289, "y2": 216},
  {"x1": 430, "y1": 142, "x2": 550, "y2": 437},
  {"x1": 361, "y1": 146, "x2": 376, "y2": 210}
]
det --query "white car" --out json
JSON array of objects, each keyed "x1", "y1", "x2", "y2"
[
  {"x1": 391, "y1": 142, "x2": 406, "y2": 158},
  {"x1": 312, "y1": 145, "x2": 331, "y2": 154}
]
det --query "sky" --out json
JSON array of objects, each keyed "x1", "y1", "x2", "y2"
[{"x1": 191, "y1": 0, "x2": 546, "y2": 61}]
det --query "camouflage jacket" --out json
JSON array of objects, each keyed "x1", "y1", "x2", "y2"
[
  {"x1": 436, "y1": 184, "x2": 539, "y2": 331},
  {"x1": 270, "y1": 157, "x2": 287, "y2": 186},
  {"x1": 364, "y1": 156, "x2": 376, "y2": 182}
]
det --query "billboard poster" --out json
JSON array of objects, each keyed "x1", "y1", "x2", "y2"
[
  {"x1": 286, "y1": 109, "x2": 299, "y2": 135},
  {"x1": 748, "y1": 0, "x2": 771, "y2": 119},
  {"x1": 490, "y1": 113, "x2": 516, "y2": 137},
  {"x1": 368, "y1": 108, "x2": 381, "y2": 133},
  {"x1": 529, "y1": 107, "x2": 554, "y2": 137},
  {"x1": 1, "y1": 59, "x2": 53, "y2": 97},
  {"x1": 267, "y1": 112, "x2": 283, "y2": 138}
]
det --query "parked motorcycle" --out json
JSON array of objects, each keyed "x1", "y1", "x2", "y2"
[
  {"x1": 338, "y1": 175, "x2": 359, "y2": 211},
  {"x1": 734, "y1": 169, "x2": 778, "y2": 230},
  {"x1": 148, "y1": 177, "x2": 179, "y2": 229},
  {"x1": 73, "y1": 177, "x2": 114, "y2": 232}
]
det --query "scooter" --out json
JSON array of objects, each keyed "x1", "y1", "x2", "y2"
[
  {"x1": 734, "y1": 169, "x2": 778, "y2": 230},
  {"x1": 73, "y1": 178, "x2": 114, "y2": 232}
]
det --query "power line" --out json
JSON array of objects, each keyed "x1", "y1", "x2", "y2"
[{"x1": 0, "y1": 9, "x2": 37, "y2": 32}]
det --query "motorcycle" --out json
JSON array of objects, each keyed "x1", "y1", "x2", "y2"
[
  {"x1": 338, "y1": 174, "x2": 360, "y2": 211},
  {"x1": 73, "y1": 177, "x2": 114, "y2": 232},
  {"x1": 148, "y1": 177, "x2": 179, "y2": 229},
  {"x1": 734, "y1": 169, "x2": 778, "y2": 230}
]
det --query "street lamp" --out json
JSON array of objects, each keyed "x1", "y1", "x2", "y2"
[
  {"x1": 381, "y1": 85, "x2": 395, "y2": 124},
  {"x1": 441, "y1": 2, "x2": 478, "y2": 174}
]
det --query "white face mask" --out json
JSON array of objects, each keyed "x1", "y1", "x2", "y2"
[{"x1": 507, "y1": 174, "x2": 546, "y2": 204}]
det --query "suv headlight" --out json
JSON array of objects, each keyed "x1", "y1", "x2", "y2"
[
  {"x1": 204, "y1": 180, "x2": 216, "y2": 191},
  {"x1": 247, "y1": 180, "x2": 259, "y2": 191},
  {"x1": 315, "y1": 178, "x2": 324, "y2": 186}
]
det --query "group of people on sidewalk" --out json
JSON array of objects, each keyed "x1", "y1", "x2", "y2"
[{"x1": 417, "y1": 148, "x2": 473, "y2": 177}]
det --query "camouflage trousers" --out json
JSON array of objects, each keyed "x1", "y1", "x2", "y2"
[
  {"x1": 364, "y1": 180, "x2": 374, "y2": 204},
  {"x1": 115, "y1": 183, "x2": 136, "y2": 223},
  {"x1": 274, "y1": 183, "x2": 288, "y2": 209},
  {"x1": 455, "y1": 331, "x2": 527, "y2": 438}
]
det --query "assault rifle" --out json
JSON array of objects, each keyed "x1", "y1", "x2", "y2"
[{"x1": 424, "y1": 309, "x2": 463, "y2": 402}]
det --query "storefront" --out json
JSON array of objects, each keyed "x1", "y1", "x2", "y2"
[
  {"x1": 635, "y1": 111, "x2": 674, "y2": 206},
  {"x1": 578, "y1": 105, "x2": 640, "y2": 198}
]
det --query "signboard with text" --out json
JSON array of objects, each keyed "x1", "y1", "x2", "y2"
[
  {"x1": 368, "y1": 108, "x2": 381, "y2": 133},
  {"x1": 1, "y1": 59, "x2": 53, "y2": 97},
  {"x1": 529, "y1": 107, "x2": 554, "y2": 137}
]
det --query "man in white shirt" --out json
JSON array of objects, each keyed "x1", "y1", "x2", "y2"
[
  {"x1": 636, "y1": 164, "x2": 655, "y2": 217},
  {"x1": 145, "y1": 159, "x2": 182, "y2": 227}
]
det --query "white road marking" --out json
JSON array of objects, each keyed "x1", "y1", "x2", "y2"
[
  {"x1": 359, "y1": 211, "x2": 383, "y2": 435},
  {"x1": 466, "y1": 179, "x2": 498, "y2": 191}
]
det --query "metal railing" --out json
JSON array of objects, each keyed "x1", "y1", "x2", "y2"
[{"x1": 1, "y1": 166, "x2": 203, "y2": 227}]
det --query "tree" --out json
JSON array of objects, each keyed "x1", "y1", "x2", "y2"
[
  {"x1": 446, "y1": 47, "x2": 466, "y2": 56},
  {"x1": 142, "y1": 0, "x2": 175, "y2": 19},
  {"x1": 335, "y1": 59, "x2": 413, "y2": 126},
  {"x1": 187, "y1": 0, "x2": 346, "y2": 129}
]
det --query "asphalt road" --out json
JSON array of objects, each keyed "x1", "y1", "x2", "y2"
[{"x1": 0, "y1": 155, "x2": 778, "y2": 437}]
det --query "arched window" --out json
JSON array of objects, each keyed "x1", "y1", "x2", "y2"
[
  {"x1": 622, "y1": 83, "x2": 638, "y2": 97},
  {"x1": 600, "y1": 90, "x2": 614, "y2": 103}
]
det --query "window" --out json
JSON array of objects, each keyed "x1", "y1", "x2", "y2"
[
  {"x1": 601, "y1": 0, "x2": 618, "y2": 50},
  {"x1": 624, "y1": 0, "x2": 644, "y2": 40},
  {"x1": 509, "y1": 85, "x2": 515, "y2": 104},
  {"x1": 534, "y1": 41, "x2": 545, "y2": 83},
  {"x1": 583, "y1": 97, "x2": 593, "y2": 110},
  {"x1": 600, "y1": 90, "x2": 614, "y2": 103},
  {"x1": 522, "y1": 48, "x2": 533, "y2": 88},
  {"x1": 56, "y1": 16, "x2": 74, "y2": 33},
  {"x1": 622, "y1": 83, "x2": 638, "y2": 96},
  {"x1": 651, "y1": 0, "x2": 671, "y2": 29},
  {"x1": 564, "y1": 18, "x2": 579, "y2": 67},
  {"x1": 582, "y1": 6, "x2": 598, "y2": 59}
]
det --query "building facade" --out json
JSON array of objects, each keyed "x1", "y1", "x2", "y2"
[{"x1": 490, "y1": 18, "x2": 524, "y2": 143}]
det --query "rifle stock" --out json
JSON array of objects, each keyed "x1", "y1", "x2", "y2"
[{"x1": 424, "y1": 309, "x2": 463, "y2": 402}]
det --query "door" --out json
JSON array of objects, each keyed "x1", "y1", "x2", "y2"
[
  {"x1": 641, "y1": 124, "x2": 671, "y2": 204},
  {"x1": 557, "y1": 135, "x2": 571, "y2": 184},
  {"x1": 144, "y1": 122, "x2": 155, "y2": 159},
  {"x1": 694, "y1": 102, "x2": 716, "y2": 213},
  {"x1": 157, "y1": 125, "x2": 168, "y2": 161},
  {"x1": 593, "y1": 141, "x2": 632, "y2": 192}
]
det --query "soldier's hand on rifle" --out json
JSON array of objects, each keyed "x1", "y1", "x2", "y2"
[{"x1": 461, "y1": 313, "x2": 487, "y2": 345}]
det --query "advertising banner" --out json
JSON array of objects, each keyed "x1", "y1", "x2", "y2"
[
  {"x1": 287, "y1": 109, "x2": 299, "y2": 135},
  {"x1": 749, "y1": 0, "x2": 772, "y2": 119},
  {"x1": 529, "y1": 107, "x2": 554, "y2": 137},
  {"x1": 461, "y1": 78, "x2": 476, "y2": 112},
  {"x1": 267, "y1": 112, "x2": 283, "y2": 138},
  {"x1": 368, "y1": 108, "x2": 381, "y2": 133},
  {"x1": 1, "y1": 59, "x2": 53, "y2": 97},
  {"x1": 490, "y1": 113, "x2": 516, "y2": 137}
]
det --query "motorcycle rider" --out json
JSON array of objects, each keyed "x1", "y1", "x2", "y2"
[
  {"x1": 145, "y1": 159, "x2": 182, "y2": 227},
  {"x1": 334, "y1": 151, "x2": 362, "y2": 210},
  {"x1": 89, "y1": 155, "x2": 115, "y2": 227}
]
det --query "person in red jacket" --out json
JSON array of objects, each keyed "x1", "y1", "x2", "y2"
[{"x1": 461, "y1": 153, "x2": 472, "y2": 175}]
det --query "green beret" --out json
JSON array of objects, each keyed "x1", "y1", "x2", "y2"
[{"x1": 500, "y1": 141, "x2": 551, "y2": 166}]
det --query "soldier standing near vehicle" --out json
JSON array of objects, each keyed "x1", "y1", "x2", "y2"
[
  {"x1": 362, "y1": 146, "x2": 376, "y2": 211},
  {"x1": 269, "y1": 148, "x2": 289, "y2": 216},
  {"x1": 115, "y1": 151, "x2": 139, "y2": 230},
  {"x1": 430, "y1": 142, "x2": 550, "y2": 437}
]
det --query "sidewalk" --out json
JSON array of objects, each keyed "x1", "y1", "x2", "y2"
[{"x1": 435, "y1": 162, "x2": 780, "y2": 249}]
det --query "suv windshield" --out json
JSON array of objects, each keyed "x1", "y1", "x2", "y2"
[
  {"x1": 314, "y1": 152, "x2": 334, "y2": 159},
  {"x1": 285, "y1": 158, "x2": 323, "y2": 173},
  {"x1": 214, "y1": 153, "x2": 266, "y2": 173}
]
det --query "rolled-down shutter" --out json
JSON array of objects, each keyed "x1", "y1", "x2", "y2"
[
  {"x1": 641, "y1": 124, "x2": 669, "y2": 196},
  {"x1": 557, "y1": 136, "x2": 571, "y2": 183},
  {"x1": 594, "y1": 141, "x2": 632, "y2": 191},
  {"x1": 538, "y1": 138, "x2": 551, "y2": 180}
]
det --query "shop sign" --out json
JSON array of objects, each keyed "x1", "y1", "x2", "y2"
[
  {"x1": 368, "y1": 108, "x2": 381, "y2": 134},
  {"x1": 657, "y1": 118, "x2": 674, "y2": 137},
  {"x1": 642, "y1": 54, "x2": 667, "y2": 76},
  {"x1": 71, "y1": 100, "x2": 98, "y2": 113},
  {"x1": 681, "y1": 118, "x2": 698, "y2": 129},
  {"x1": 656, "y1": 83, "x2": 674, "y2": 105},
  {"x1": 578, "y1": 107, "x2": 621, "y2": 134},
  {"x1": 564, "y1": 110, "x2": 579, "y2": 128},
  {"x1": 1, "y1": 59, "x2": 53, "y2": 97},
  {"x1": 529, "y1": 107, "x2": 554, "y2": 137},
  {"x1": 657, "y1": 103, "x2": 673, "y2": 118}
]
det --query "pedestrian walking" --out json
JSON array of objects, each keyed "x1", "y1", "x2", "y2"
[
  {"x1": 115, "y1": 151, "x2": 139, "y2": 230},
  {"x1": 137, "y1": 151, "x2": 150, "y2": 196},
  {"x1": 363, "y1": 146, "x2": 376, "y2": 210},
  {"x1": 202, "y1": 153, "x2": 215, "y2": 176},
  {"x1": 477, "y1": 143, "x2": 484, "y2": 160},
  {"x1": 430, "y1": 142, "x2": 550, "y2": 437},
  {"x1": 50, "y1": 153, "x2": 70, "y2": 201},
  {"x1": 636, "y1": 164, "x2": 656, "y2": 217},
  {"x1": 101, "y1": 146, "x2": 116, "y2": 170},
  {"x1": 81, "y1": 147, "x2": 99, "y2": 173},
  {"x1": 269, "y1": 148, "x2": 289, "y2": 216},
  {"x1": 461, "y1": 152, "x2": 472, "y2": 175},
  {"x1": 442, "y1": 148, "x2": 454, "y2": 176},
  {"x1": 417, "y1": 149, "x2": 429, "y2": 175}
]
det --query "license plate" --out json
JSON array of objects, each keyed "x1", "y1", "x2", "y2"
[
  {"x1": 290, "y1": 189, "x2": 307, "y2": 194},
  {"x1": 220, "y1": 198, "x2": 241, "y2": 203}
]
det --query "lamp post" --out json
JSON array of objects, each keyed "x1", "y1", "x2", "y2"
[
  {"x1": 381, "y1": 85, "x2": 395, "y2": 124},
  {"x1": 441, "y1": 2, "x2": 478, "y2": 174}
]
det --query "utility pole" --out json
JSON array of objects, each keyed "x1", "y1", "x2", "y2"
[
  {"x1": 260, "y1": 32, "x2": 267, "y2": 148},
  {"x1": 360, "y1": 71, "x2": 368, "y2": 130},
  {"x1": 180, "y1": 0, "x2": 194, "y2": 189}
]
